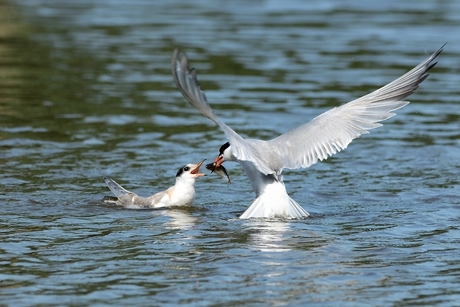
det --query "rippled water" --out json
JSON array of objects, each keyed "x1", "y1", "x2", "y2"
[{"x1": 1, "y1": 0, "x2": 460, "y2": 306}]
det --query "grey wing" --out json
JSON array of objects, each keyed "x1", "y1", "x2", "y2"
[
  {"x1": 171, "y1": 48, "x2": 273, "y2": 175},
  {"x1": 104, "y1": 176, "x2": 132, "y2": 197},
  {"x1": 267, "y1": 45, "x2": 444, "y2": 171}
]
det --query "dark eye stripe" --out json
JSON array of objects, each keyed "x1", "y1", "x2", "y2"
[
  {"x1": 176, "y1": 165, "x2": 191, "y2": 177},
  {"x1": 219, "y1": 142, "x2": 230, "y2": 155}
]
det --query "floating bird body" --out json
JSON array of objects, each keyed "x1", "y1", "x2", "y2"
[{"x1": 104, "y1": 160, "x2": 205, "y2": 209}]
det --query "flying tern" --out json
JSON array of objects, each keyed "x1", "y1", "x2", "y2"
[
  {"x1": 171, "y1": 46, "x2": 443, "y2": 219},
  {"x1": 104, "y1": 160, "x2": 205, "y2": 208}
]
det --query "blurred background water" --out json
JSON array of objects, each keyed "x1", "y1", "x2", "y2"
[{"x1": 1, "y1": 0, "x2": 460, "y2": 306}]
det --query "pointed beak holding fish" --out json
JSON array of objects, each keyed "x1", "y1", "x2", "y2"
[{"x1": 206, "y1": 155, "x2": 231, "y2": 184}]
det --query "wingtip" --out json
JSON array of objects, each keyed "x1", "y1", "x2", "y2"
[
  {"x1": 425, "y1": 44, "x2": 445, "y2": 71},
  {"x1": 171, "y1": 47, "x2": 185, "y2": 73},
  {"x1": 171, "y1": 47, "x2": 179, "y2": 66},
  {"x1": 432, "y1": 43, "x2": 446, "y2": 58}
]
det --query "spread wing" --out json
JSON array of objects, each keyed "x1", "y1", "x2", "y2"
[
  {"x1": 171, "y1": 48, "x2": 273, "y2": 175},
  {"x1": 171, "y1": 45, "x2": 444, "y2": 175},
  {"x1": 267, "y1": 45, "x2": 444, "y2": 171}
]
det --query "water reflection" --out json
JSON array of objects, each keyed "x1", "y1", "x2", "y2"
[
  {"x1": 163, "y1": 209, "x2": 197, "y2": 230},
  {"x1": 244, "y1": 220, "x2": 292, "y2": 252},
  {"x1": 2, "y1": 0, "x2": 460, "y2": 306}
]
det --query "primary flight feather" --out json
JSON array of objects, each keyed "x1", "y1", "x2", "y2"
[{"x1": 171, "y1": 45, "x2": 444, "y2": 219}]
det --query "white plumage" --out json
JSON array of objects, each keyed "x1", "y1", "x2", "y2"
[
  {"x1": 104, "y1": 160, "x2": 205, "y2": 209},
  {"x1": 171, "y1": 46, "x2": 444, "y2": 219}
]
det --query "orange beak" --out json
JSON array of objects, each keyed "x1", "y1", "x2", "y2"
[
  {"x1": 213, "y1": 155, "x2": 224, "y2": 168},
  {"x1": 190, "y1": 159, "x2": 206, "y2": 177}
]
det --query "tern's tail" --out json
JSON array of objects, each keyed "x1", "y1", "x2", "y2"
[
  {"x1": 103, "y1": 176, "x2": 131, "y2": 197},
  {"x1": 239, "y1": 182, "x2": 310, "y2": 219}
]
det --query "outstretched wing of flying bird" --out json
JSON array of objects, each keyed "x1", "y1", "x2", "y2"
[{"x1": 171, "y1": 45, "x2": 444, "y2": 174}]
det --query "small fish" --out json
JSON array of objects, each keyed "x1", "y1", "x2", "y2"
[{"x1": 206, "y1": 162, "x2": 231, "y2": 184}]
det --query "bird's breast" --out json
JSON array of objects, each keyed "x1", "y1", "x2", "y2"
[{"x1": 239, "y1": 160, "x2": 280, "y2": 197}]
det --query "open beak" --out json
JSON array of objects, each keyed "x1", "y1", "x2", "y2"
[
  {"x1": 190, "y1": 159, "x2": 206, "y2": 177},
  {"x1": 213, "y1": 155, "x2": 224, "y2": 168}
]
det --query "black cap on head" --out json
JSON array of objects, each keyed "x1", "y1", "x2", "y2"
[
  {"x1": 176, "y1": 165, "x2": 191, "y2": 177},
  {"x1": 219, "y1": 142, "x2": 230, "y2": 155}
]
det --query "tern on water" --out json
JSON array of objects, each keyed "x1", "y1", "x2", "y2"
[
  {"x1": 171, "y1": 46, "x2": 443, "y2": 219},
  {"x1": 104, "y1": 160, "x2": 205, "y2": 208}
]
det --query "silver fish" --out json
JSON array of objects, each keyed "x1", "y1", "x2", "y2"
[{"x1": 206, "y1": 162, "x2": 231, "y2": 184}]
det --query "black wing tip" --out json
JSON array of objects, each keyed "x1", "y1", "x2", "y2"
[
  {"x1": 429, "y1": 43, "x2": 446, "y2": 62},
  {"x1": 438, "y1": 42, "x2": 447, "y2": 52},
  {"x1": 426, "y1": 61, "x2": 438, "y2": 72},
  {"x1": 423, "y1": 43, "x2": 446, "y2": 72}
]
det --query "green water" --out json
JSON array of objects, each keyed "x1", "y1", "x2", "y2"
[{"x1": 1, "y1": 1, "x2": 460, "y2": 306}]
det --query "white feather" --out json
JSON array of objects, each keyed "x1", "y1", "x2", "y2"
[{"x1": 171, "y1": 45, "x2": 444, "y2": 219}]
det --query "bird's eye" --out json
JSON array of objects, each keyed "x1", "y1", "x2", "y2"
[{"x1": 184, "y1": 166, "x2": 190, "y2": 171}]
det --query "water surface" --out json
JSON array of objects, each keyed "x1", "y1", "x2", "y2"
[{"x1": 1, "y1": 0, "x2": 460, "y2": 306}]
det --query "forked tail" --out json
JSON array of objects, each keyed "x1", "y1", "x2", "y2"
[{"x1": 103, "y1": 176, "x2": 131, "y2": 197}]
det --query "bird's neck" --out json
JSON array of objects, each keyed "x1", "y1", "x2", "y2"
[{"x1": 172, "y1": 177, "x2": 195, "y2": 195}]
